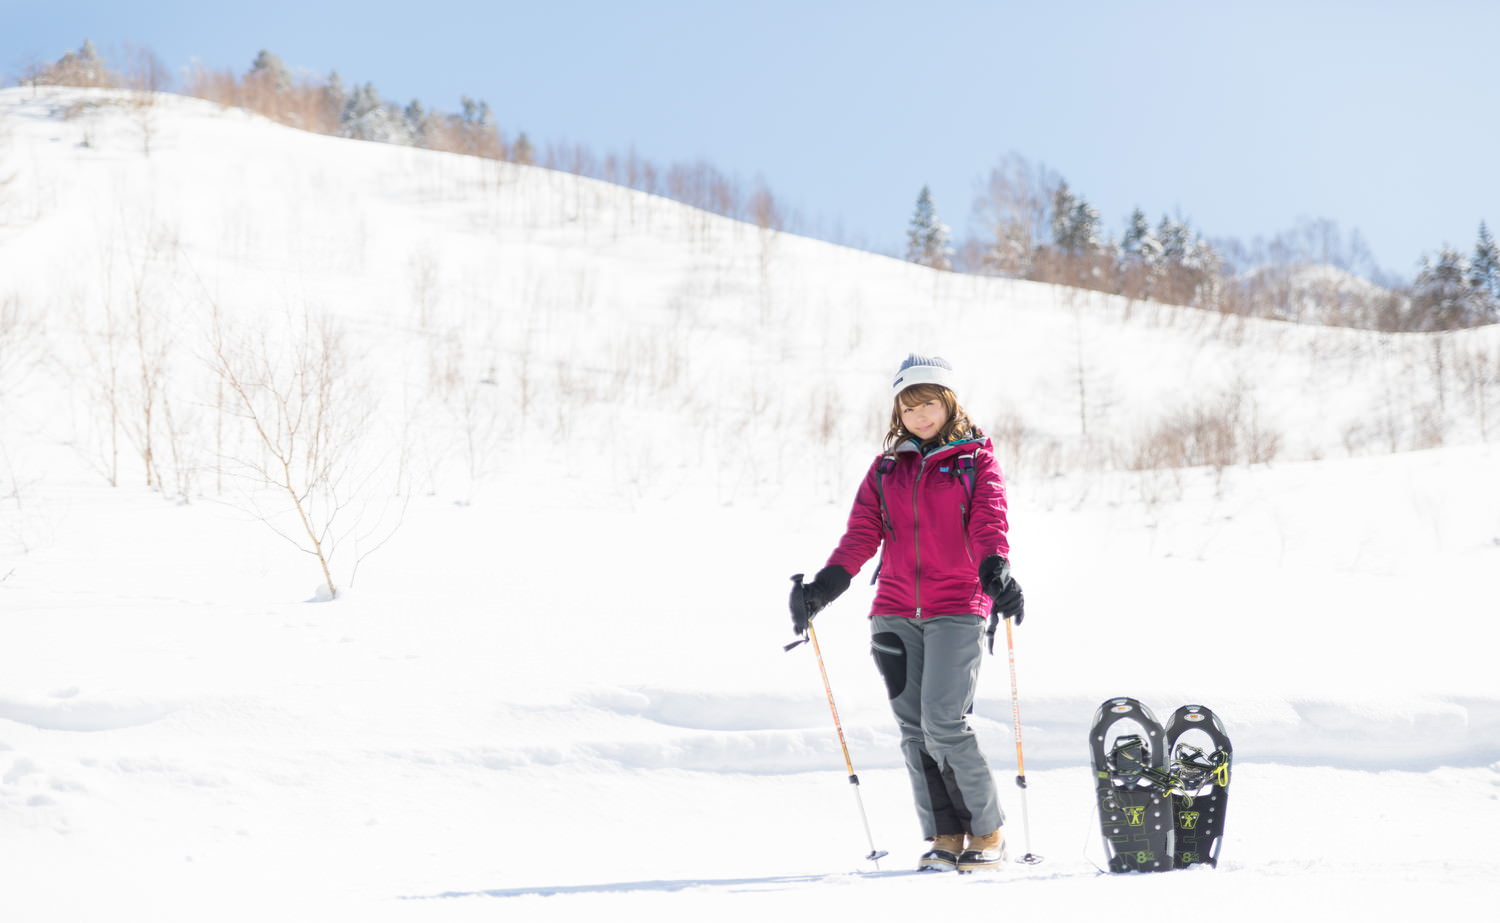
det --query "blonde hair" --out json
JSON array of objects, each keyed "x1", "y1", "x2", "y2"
[{"x1": 884, "y1": 384, "x2": 978, "y2": 451}]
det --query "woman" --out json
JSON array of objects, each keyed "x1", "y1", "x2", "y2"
[{"x1": 789, "y1": 353, "x2": 1026, "y2": 872}]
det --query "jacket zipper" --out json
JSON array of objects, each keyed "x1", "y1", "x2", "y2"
[{"x1": 912, "y1": 456, "x2": 928, "y2": 617}]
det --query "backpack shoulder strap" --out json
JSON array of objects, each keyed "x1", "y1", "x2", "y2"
[
  {"x1": 954, "y1": 452, "x2": 977, "y2": 526},
  {"x1": 875, "y1": 454, "x2": 897, "y2": 532},
  {"x1": 870, "y1": 454, "x2": 900, "y2": 587}
]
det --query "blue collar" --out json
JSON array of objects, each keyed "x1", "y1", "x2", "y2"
[{"x1": 895, "y1": 435, "x2": 983, "y2": 458}]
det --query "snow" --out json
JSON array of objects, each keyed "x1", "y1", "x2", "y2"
[{"x1": 1, "y1": 86, "x2": 1499, "y2": 921}]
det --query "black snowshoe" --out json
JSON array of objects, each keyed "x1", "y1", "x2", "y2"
[
  {"x1": 1088, "y1": 697, "x2": 1175, "y2": 872},
  {"x1": 1164, "y1": 704, "x2": 1233, "y2": 869},
  {"x1": 1089, "y1": 698, "x2": 1233, "y2": 873}
]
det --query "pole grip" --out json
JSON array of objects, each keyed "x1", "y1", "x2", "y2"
[{"x1": 784, "y1": 573, "x2": 810, "y2": 651}]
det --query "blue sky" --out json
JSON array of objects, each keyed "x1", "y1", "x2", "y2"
[{"x1": 6, "y1": 0, "x2": 1497, "y2": 280}]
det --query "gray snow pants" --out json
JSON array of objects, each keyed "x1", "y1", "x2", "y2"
[{"x1": 870, "y1": 614, "x2": 1004, "y2": 839}]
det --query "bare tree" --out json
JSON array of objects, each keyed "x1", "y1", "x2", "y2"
[
  {"x1": 0, "y1": 293, "x2": 38, "y2": 393},
  {"x1": 1057, "y1": 288, "x2": 1114, "y2": 439},
  {"x1": 71, "y1": 248, "x2": 126, "y2": 487},
  {"x1": 1456, "y1": 343, "x2": 1500, "y2": 441},
  {"x1": 209, "y1": 307, "x2": 398, "y2": 598},
  {"x1": 749, "y1": 180, "x2": 782, "y2": 321},
  {"x1": 971, "y1": 153, "x2": 1061, "y2": 278},
  {"x1": 0, "y1": 295, "x2": 41, "y2": 554},
  {"x1": 105, "y1": 223, "x2": 183, "y2": 491},
  {"x1": 0, "y1": 112, "x2": 14, "y2": 218},
  {"x1": 429, "y1": 325, "x2": 505, "y2": 504},
  {"x1": 121, "y1": 43, "x2": 170, "y2": 156},
  {"x1": 409, "y1": 248, "x2": 440, "y2": 330},
  {"x1": 129, "y1": 264, "x2": 167, "y2": 490}
]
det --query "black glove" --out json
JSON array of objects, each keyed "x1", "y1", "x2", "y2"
[
  {"x1": 789, "y1": 565, "x2": 852, "y2": 634},
  {"x1": 979, "y1": 555, "x2": 1025, "y2": 625}
]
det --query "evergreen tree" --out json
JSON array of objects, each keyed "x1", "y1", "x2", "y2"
[
  {"x1": 404, "y1": 100, "x2": 429, "y2": 146},
  {"x1": 248, "y1": 50, "x2": 292, "y2": 93},
  {"x1": 460, "y1": 96, "x2": 494, "y2": 130},
  {"x1": 1065, "y1": 199, "x2": 1102, "y2": 254},
  {"x1": 1157, "y1": 216, "x2": 1191, "y2": 264},
  {"x1": 1183, "y1": 237, "x2": 1224, "y2": 307},
  {"x1": 906, "y1": 186, "x2": 953, "y2": 270},
  {"x1": 1146, "y1": 215, "x2": 1220, "y2": 306},
  {"x1": 320, "y1": 71, "x2": 347, "y2": 134},
  {"x1": 512, "y1": 132, "x2": 535, "y2": 165},
  {"x1": 1116, "y1": 208, "x2": 1162, "y2": 299},
  {"x1": 1047, "y1": 182, "x2": 1101, "y2": 256},
  {"x1": 33, "y1": 39, "x2": 115, "y2": 87},
  {"x1": 1412, "y1": 247, "x2": 1478, "y2": 329},
  {"x1": 450, "y1": 96, "x2": 500, "y2": 156},
  {"x1": 1115, "y1": 208, "x2": 1161, "y2": 267},
  {"x1": 1050, "y1": 182, "x2": 1078, "y2": 251},
  {"x1": 983, "y1": 227, "x2": 1032, "y2": 277},
  {"x1": 1120, "y1": 208, "x2": 1149, "y2": 257},
  {"x1": 1469, "y1": 222, "x2": 1500, "y2": 321},
  {"x1": 340, "y1": 82, "x2": 411, "y2": 144}
]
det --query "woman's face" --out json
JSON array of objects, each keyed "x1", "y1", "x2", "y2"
[{"x1": 901, "y1": 395, "x2": 950, "y2": 441}]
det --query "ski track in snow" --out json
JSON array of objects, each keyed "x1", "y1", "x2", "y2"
[{"x1": 559, "y1": 686, "x2": 1500, "y2": 773}]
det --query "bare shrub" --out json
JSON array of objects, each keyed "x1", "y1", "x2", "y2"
[
  {"x1": 1030, "y1": 437, "x2": 1068, "y2": 480},
  {"x1": 70, "y1": 284, "x2": 124, "y2": 486},
  {"x1": 127, "y1": 262, "x2": 169, "y2": 491},
  {"x1": 1128, "y1": 387, "x2": 1281, "y2": 474},
  {"x1": 185, "y1": 59, "x2": 344, "y2": 136},
  {"x1": 1456, "y1": 344, "x2": 1500, "y2": 440},
  {"x1": 88, "y1": 221, "x2": 189, "y2": 496},
  {"x1": 1, "y1": 296, "x2": 43, "y2": 553},
  {"x1": 428, "y1": 326, "x2": 505, "y2": 503},
  {"x1": 983, "y1": 409, "x2": 1028, "y2": 470},
  {"x1": 0, "y1": 441, "x2": 32, "y2": 554},
  {"x1": 0, "y1": 293, "x2": 41, "y2": 396},
  {"x1": 1410, "y1": 400, "x2": 1447, "y2": 450},
  {"x1": 24, "y1": 40, "x2": 120, "y2": 88},
  {"x1": 1133, "y1": 464, "x2": 1186, "y2": 509},
  {"x1": 59, "y1": 97, "x2": 110, "y2": 148},
  {"x1": 0, "y1": 114, "x2": 15, "y2": 218},
  {"x1": 410, "y1": 249, "x2": 441, "y2": 330}
]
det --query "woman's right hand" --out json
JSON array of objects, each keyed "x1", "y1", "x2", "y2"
[{"x1": 790, "y1": 566, "x2": 852, "y2": 633}]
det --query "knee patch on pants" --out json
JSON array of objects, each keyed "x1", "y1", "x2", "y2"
[{"x1": 871, "y1": 632, "x2": 907, "y2": 700}]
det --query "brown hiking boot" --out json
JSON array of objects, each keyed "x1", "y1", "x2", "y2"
[
  {"x1": 917, "y1": 833, "x2": 966, "y2": 871},
  {"x1": 957, "y1": 829, "x2": 1007, "y2": 872}
]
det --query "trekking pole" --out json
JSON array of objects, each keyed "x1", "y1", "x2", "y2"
[
  {"x1": 1003, "y1": 616, "x2": 1044, "y2": 864},
  {"x1": 788, "y1": 574, "x2": 888, "y2": 868}
]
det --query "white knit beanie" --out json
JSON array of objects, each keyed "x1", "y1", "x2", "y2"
[{"x1": 891, "y1": 353, "x2": 957, "y2": 396}]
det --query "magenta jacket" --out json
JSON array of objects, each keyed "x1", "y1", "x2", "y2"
[{"x1": 826, "y1": 436, "x2": 1010, "y2": 619}]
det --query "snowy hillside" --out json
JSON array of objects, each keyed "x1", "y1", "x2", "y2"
[
  {"x1": 1, "y1": 87, "x2": 1497, "y2": 922},
  {"x1": 1235, "y1": 261, "x2": 1406, "y2": 326}
]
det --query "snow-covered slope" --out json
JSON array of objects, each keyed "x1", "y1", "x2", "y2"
[
  {"x1": 1, "y1": 88, "x2": 1497, "y2": 922},
  {"x1": 1235, "y1": 261, "x2": 1407, "y2": 326}
]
